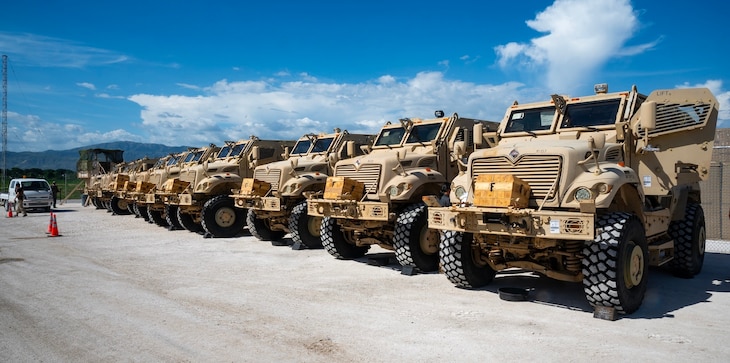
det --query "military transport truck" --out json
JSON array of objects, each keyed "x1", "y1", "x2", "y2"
[
  {"x1": 308, "y1": 111, "x2": 499, "y2": 272},
  {"x1": 109, "y1": 157, "x2": 158, "y2": 215},
  {"x1": 143, "y1": 151, "x2": 190, "y2": 226},
  {"x1": 155, "y1": 144, "x2": 219, "y2": 232},
  {"x1": 231, "y1": 129, "x2": 374, "y2": 248},
  {"x1": 160, "y1": 137, "x2": 294, "y2": 238},
  {"x1": 124, "y1": 155, "x2": 172, "y2": 221},
  {"x1": 427, "y1": 85, "x2": 719, "y2": 314},
  {"x1": 77, "y1": 148, "x2": 124, "y2": 208}
]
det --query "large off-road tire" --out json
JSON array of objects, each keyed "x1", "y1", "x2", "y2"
[
  {"x1": 201, "y1": 195, "x2": 245, "y2": 238},
  {"x1": 668, "y1": 203, "x2": 706, "y2": 278},
  {"x1": 148, "y1": 207, "x2": 169, "y2": 227},
  {"x1": 440, "y1": 231, "x2": 496, "y2": 288},
  {"x1": 92, "y1": 197, "x2": 102, "y2": 209},
  {"x1": 127, "y1": 203, "x2": 136, "y2": 215},
  {"x1": 320, "y1": 217, "x2": 369, "y2": 259},
  {"x1": 246, "y1": 209, "x2": 286, "y2": 242},
  {"x1": 136, "y1": 204, "x2": 150, "y2": 221},
  {"x1": 165, "y1": 205, "x2": 183, "y2": 230},
  {"x1": 582, "y1": 213, "x2": 648, "y2": 315},
  {"x1": 393, "y1": 203, "x2": 440, "y2": 272},
  {"x1": 288, "y1": 201, "x2": 323, "y2": 249},
  {"x1": 177, "y1": 207, "x2": 203, "y2": 233},
  {"x1": 110, "y1": 196, "x2": 131, "y2": 215}
]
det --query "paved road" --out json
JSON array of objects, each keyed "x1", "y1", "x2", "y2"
[{"x1": 1, "y1": 203, "x2": 729, "y2": 362}]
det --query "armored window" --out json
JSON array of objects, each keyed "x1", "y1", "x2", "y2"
[
  {"x1": 291, "y1": 140, "x2": 312, "y2": 155},
  {"x1": 505, "y1": 107, "x2": 555, "y2": 132},
  {"x1": 311, "y1": 137, "x2": 334, "y2": 153},
  {"x1": 560, "y1": 100, "x2": 621, "y2": 128},
  {"x1": 374, "y1": 127, "x2": 406, "y2": 147},
  {"x1": 406, "y1": 123, "x2": 442, "y2": 144}
]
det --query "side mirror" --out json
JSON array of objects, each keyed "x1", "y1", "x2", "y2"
[
  {"x1": 473, "y1": 124, "x2": 483, "y2": 148},
  {"x1": 590, "y1": 133, "x2": 606, "y2": 150},
  {"x1": 346, "y1": 141, "x2": 355, "y2": 158},
  {"x1": 282, "y1": 146, "x2": 290, "y2": 160},
  {"x1": 290, "y1": 157, "x2": 299, "y2": 169},
  {"x1": 454, "y1": 141, "x2": 465, "y2": 159},
  {"x1": 360, "y1": 144, "x2": 371, "y2": 154},
  {"x1": 251, "y1": 146, "x2": 260, "y2": 160},
  {"x1": 639, "y1": 101, "x2": 657, "y2": 131}
]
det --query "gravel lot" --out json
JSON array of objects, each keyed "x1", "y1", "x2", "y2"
[{"x1": 1, "y1": 201, "x2": 729, "y2": 362}]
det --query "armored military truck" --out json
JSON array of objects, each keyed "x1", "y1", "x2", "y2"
[
  {"x1": 109, "y1": 157, "x2": 158, "y2": 215},
  {"x1": 427, "y1": 85, "x2": 719, "y2": 314},
  {"x1": 308, "y1": 112, "x2": 499, "y2": 272},
  {"x1": 231, "y1": 129, "x2": 374, "y2": 248},
  {"x1": 161, "y1": 137, "x2": 294, "y2": 238},
  {"x1": 142, "y1": 151, "x2": 190, "y2": 226},
  {"x1": 77, "y1": 148, "x2": 124, "y2": 208}
]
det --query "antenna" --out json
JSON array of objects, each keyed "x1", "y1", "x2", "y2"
[{"x1": 2, "y1": 55, "x2": 7, "y2": 189}]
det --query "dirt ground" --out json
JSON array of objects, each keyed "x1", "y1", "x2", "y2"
[{"x1": 1, "y1": 202, "x2": 729, "y2": 362}]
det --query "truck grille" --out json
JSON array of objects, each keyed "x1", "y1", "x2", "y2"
[
  {"x1": 254, "y1": 169, "x2": 282, "y2": 191},
  {"x1": 471, "y1": 155, "x2": 562, "y2": 200},
  {"x1": 335, "y1": 164, "x2": 382, "y2": 194}
]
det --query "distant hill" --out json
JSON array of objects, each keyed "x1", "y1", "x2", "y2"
[{"x1": 4, "y1": 141, "x2": 192, "y2": 170}]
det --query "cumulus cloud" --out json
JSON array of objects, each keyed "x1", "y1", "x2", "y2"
[
  {"x1": 495, "y1": 0, "x2": 659, "y2": 93},
  {"x1": 126, "y1": 72, "x2": 525, "y2": 146},
  {"x1": 76, "y1": 82, "x2": 96, "y2": 90}
]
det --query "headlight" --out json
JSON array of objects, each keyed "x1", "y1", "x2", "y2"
[
  {"x1": 454, "y1": 186, "x2": 467, "y2": 200},
  {"x1": 597, "y1": 183, "x2": 612, "y2": 194},
  {"x1": 387, "y1": 183, "x2": 411, "y2": 197},
  {"x1": 388, "y1": 185, "x2": 400, "y2": 197},
  {"x1": 574, "y1": 187, "x2": 593, "y2": 201}
]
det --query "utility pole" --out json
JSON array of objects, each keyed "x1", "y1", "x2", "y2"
[{"x1": 2, "y1": 55, "x2": 7, "y2": 190}]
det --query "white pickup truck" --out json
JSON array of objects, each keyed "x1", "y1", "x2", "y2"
[{"x1": 1, "y1": 178, "x2": 53, "y2": 212}]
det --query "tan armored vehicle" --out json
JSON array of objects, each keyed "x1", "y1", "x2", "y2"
[
  {"x1": 308, "y1": 112, "x2": 499, "y2": 272},
  {"x1": 142, "y1": 151, "x2": 191, "y2": 226},
  {"x1": 160, "y1": 137, "x2": 294, "y2": 238},
  {"x1": 427, "y1": 85, "x2": 719, "y2": 314},
  {"x1": 108, "y1": 157, "x2": 158, "y2": 215},
  {"x1": 231, "y1": 129, "x2": 374, "y2": 248},
  {"x1": 77, "y1": 148, "x2": 124, "y2": 209}
]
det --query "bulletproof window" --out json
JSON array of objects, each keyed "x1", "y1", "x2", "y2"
[
  {"x1": 561, "y1": 99, "x2": 621, "y2": 128},
  {"x1": 505, "y1": 107, "x2": 555, "y2": 132}
]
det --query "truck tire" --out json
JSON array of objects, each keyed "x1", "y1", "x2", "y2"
[
  {"x1": 288, "y1": 201, "x2": 323, "y2": 249},
  {"x1": 136, "y1": 204, "x2": 150, "y2": 221},
  {"x1": 126, "y1": 203, "x2": 135, "y2": 215},
  {"x1": 165, "y1": 205, "x2": 183, "y2": 230},
  {"x1": 393, "y1": 202, "x2": 439, "y2": 272},
  {"x1": 320, "y1": 217, "x2": 369, "y2": 259},
  {"x1": 177, "y1": 207, "x2": 202, "y2": 233},
  {"x1": 201, "y1": 195, "x2": 245, "y2": 238},
  {"x1": 246, "y1": 209, "x2": 285, "y2": 242},
  {"x1": 440, "y1": 231, "x2": 496, "y2": 288},
  {"x1": 148, "y1": 207, "x2": 169, "y2": 227},
  {"x1": 110, "y1": 196, "x2": 131, "y2": 215},
  {"x1": 668, "y1": 203, "x2": 705, "y2": 278},
  {"x1": 582, "y1": 212, "x2": 648, "y2": 314}
]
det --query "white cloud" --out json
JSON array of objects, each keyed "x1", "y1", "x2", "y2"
[
  {"x1": 126, "y1": 72, "x2": 525, "y2": 145},
  {"x1": 76, "y1": 82, "x2": 96, "y2": 90},
  {"x1": 0, "y1": 32, "x2": 131, "y2": 68},
  {"x1": 494, "y1": 0, "x2": 658, "y2": 93}
]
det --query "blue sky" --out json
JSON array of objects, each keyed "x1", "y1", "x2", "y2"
[{"x1": 1, "y1": 0, "x2": 728, "y2": 152}]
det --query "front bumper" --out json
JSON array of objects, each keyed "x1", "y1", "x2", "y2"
[{"x1": 307, "y1": 198, "x2": 390, "y2": 222}]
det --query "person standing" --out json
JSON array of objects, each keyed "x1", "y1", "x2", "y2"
[
  {"x1": 439, "y1": 183, "x2": 451, "y2": 207},
  {"x1": 15, "y1": 184, "x2": 27, "y2": 217},
  {"x1": 51, "y1": 181, "x2": 60, "y2": 208}
]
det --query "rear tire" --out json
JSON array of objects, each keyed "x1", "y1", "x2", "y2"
[
  {"x1": 201, "y1": 195, "x2": 245, "y2": 238},
  {"x1": 440, "y1": 231, "x2": 495, "y2": 288},
  {"x1": 246, "y1": 209, "x2": 286, "y2": 242},
  {"x1": 668, "y1": 203, "x2": 705, "y2": 278},
  {"x1": 110, "y1": 196, "x2": 131, "y2": 215},
  {"x1": 165, "y1": 205, "x2": 183, "y2": 230},
  {"x1": 320, "y1": 217, "x2": 369, "y2": 259},
  {"x1": 288, "y1": 201, "x2": 322, "y2": 249},
  {"x1": 177, "y1": 207, "x2": 203, "y2": 233},
  {"x1": 393, "y1": 203, "x2": 439, "y2": 272},
  {"x1": 583, "y1": 213, "x2": 648, "y2": 314}
]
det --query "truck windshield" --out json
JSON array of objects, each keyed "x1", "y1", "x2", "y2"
[
  {"x1": 291, "y1": 140, "x2": 312, "y2": 155},
  {"x1": 22, "y1": 181, "x2": 50, "y2": 191},
  {"x1": 229, "y1": 142, "x2": 248, "y2": 157},
  {"x1": 374, "y1": 127, "x2": 406, "y2": 147},
  {"x1": 560, "y1": 99, "x2": 621, "y2": 128},
  {"x1": 311, "y1": 137, "x2": 334, "y2": 153},
  {"x1": 406, "y1": 123, "x2": 441, "y2": 143},
  {"x1": 504, "y1": 107, "x2": 555, "y2": 133},
  {"x1": 166, "y1": 156, "x2": 181, "y2": 166}
]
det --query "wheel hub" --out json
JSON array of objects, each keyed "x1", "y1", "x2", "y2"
[
  {"x1": 215, "y1": 207, "x2": 236, "y2": 227},
  {"x1": 419, "y1": 225, "x2": 439, "y2": 255},
  {"x1": 308, "y1": 216, "x2": 322, "y2": 237},
  {"x1": 625, "y1": 243, "x2": 645, "y2": 288},
  {"x1": 698, "y1": 226, "x2": 706, "y2": 256}
]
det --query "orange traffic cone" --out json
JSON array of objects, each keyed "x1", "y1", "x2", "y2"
[
  {"x1": 7, "y1": 203, "x2": 13, "y2": 218},
  {"x1": 47, "y1": 212, "x2": 54, "y2": 234},
  {"x1": 49, "y1": 214, "x2": 60, "y2": 237}
]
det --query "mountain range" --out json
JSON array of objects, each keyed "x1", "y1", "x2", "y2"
[{"x1": 3, "y1": 141, "x2": 192, "y2": 171}]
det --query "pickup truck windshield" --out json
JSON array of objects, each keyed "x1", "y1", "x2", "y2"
[{"x1": 21, "y1": 181, "x2": 50, "y2": 191}]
